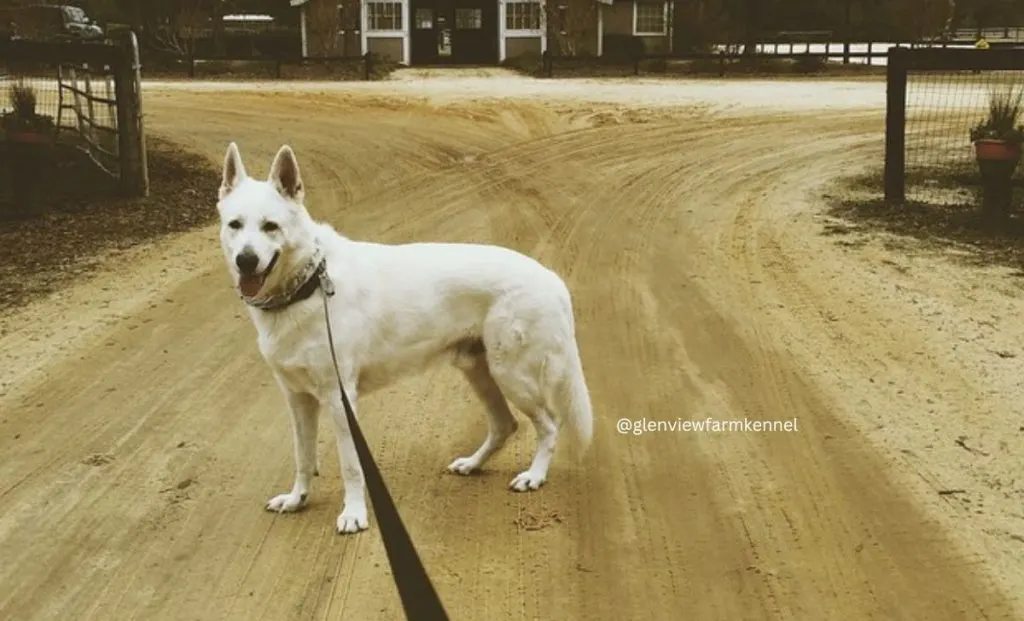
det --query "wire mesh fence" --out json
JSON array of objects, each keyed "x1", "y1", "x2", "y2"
[
  {"x1": 0, "y1": 70, "x2": 60, "y2": 123},
  {"x1": 904, "y1": 69, "x2": 1024, "y2": 206}
]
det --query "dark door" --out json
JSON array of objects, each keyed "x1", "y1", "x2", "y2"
[
  {"x1": 450, "y1": 0, "x2": 497, "y2": 64},
  {"x1": 411, "y1": 1, "x2": 445, "y2": 65},
  {"x1": 410, "y1": 0, "x2": 497, "y2": 65}
]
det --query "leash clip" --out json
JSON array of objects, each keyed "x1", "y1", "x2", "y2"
[{"x1": 317, "y1": 262, "x2": 336, "y2": 297}]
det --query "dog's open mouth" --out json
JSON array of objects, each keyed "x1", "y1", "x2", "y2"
[{"x1": 238, "y1": 252, "x2": 279, "y2": 298}]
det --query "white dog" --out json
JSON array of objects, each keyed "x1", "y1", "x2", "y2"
[{"x1": 216, "y1": 143, "x2": 594, "y2": 534}]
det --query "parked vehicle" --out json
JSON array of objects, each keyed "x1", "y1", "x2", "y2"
[{"x1": 0, "y1": 4, "x2": 105, "y2": 42}]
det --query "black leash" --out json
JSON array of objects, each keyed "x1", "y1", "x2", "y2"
[{"x1": 317, "y1": 268, "x2": 450, "y2": 621}]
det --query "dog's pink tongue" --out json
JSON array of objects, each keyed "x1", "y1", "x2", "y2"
[{"x1": 238, "y1": 275, "x2": 263, "y2": 298}]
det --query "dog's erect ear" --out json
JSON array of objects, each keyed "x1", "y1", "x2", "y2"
[
  {"x1": 268, "y1": 145, "x2": 304, "y2": 203},
  {"x1": 219, "y1": 142, "x2": 247, "y2": 200}
]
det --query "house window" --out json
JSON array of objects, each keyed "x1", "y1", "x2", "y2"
[
  {"x1": 634, "y1": 1, "x2": 666, "y2": 35},
  {"x1": 415, "y1": 8, "x2": 432, "y2": 29},
  {"x1": 505, "y1": 1, "x2": 541, "y2": 31},
  {"x1": 455, "y1": 8, "x2": 482, "y2": 29},
  {"x1": 367, "y1": 1, "x2": 402, "y2": 31}
]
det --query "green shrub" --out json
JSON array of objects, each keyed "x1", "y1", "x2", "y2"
[
  {"x1": 502, "y1": 51, "x2": 544, "y2": 76},
  {"x1": 366, "y1": 52, "x2": 398, "y2": 80}
]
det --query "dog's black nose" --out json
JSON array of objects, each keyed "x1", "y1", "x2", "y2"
[{"x1": 235, "y1": 250, "x2": 260, "y2": 275}]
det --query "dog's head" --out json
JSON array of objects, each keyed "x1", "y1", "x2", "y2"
[{"x1": 216, "y1": 142, "x2": 317, "y2": 300}]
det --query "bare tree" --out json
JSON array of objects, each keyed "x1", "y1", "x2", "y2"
[
  {"x1": 944, "y1": 0, "x2": 957, "y2": 38},
  {"x1": 675, "y1": 0, "x2": 730, "y2": 52},
  {"x1": 212, "y1": 0, "x2": 228, "y2": 56},
  {"x1": 546, "y1": 0, "x2": 599, "y2": 56},
  {"x1": 308, "y1": 0, "x2": 341, "y2": 57},
  {"x1": 904, "y1": 0, "x2": 953, "y2": 40},
  {"x1": 149, "y1": 0, "x2": 211, "y2": 57},
  {"x1": 720, "y1": 0, "x2": 766, "y2": 55}
]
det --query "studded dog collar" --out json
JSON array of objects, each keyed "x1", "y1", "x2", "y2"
[{"x1": 240, "y1": 247, "x2": 327, "y2": 311}]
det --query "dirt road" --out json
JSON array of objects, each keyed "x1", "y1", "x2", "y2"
[{"x1": 2, "y1": 77, "x2": 1023, "y2": 620}]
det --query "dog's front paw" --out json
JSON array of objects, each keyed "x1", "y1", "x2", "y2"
[
  {"x1": 508, "y1": 470, "x2": 546, "y2": 492},
  {"x1": 265, "y1": 491, "x2": 308, "y2": 513},
  {"x1": 336, "y1": 503, "x2": 369, "y2": 534},
  {"x1": 446, "y1": 456, "x2": 480, "y2": 476}
]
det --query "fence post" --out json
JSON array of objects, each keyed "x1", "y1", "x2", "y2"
[
  {"x1": 883, "y1": 46, "x2": 908, "y2": 203},
  {"x1": 276, "y1": 58, "x2": 282, "y2": 79},
  {"x1": 718, "y1": 50, "x2": 726, "y2": 77},
  {"x1": 843, "y1": 0, "x2": 852, "y2": 64},
  {"x1": 364, "y1": 51, "x2": 372, "y2": 80},
  {"x1": 114, "y1": 31, "x2": 148, "y2": 197}
]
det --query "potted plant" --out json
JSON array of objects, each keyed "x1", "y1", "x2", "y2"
[
  {"x1": 1, "y1": 81, "x2": 56, "y2": 145},
  {"x1": 970, "y1": 86, "x2": 1024, "y2": 165},
  {"x1": 1, "y1": 81, "x2": 56, "y2": 216},
  {"x1": 970, "y1": 86, "x2": 1024, "y2": 221}
]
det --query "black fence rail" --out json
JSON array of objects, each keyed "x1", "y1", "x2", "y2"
[
  {"x1": 541, "y1": 48, "x2": 893, "y2": 78},
  {"x1": 884, "y1": 47, "x2": 1024, "y2": 205},
  {"x1": 160, "y1": 52, "x2": 376, "y2": 81}
]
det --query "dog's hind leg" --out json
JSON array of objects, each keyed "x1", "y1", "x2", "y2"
[
  {"x1": 266, "y1": 388, "x2": 318, "y2": 513},
  {"x1": 447, "y1": 351, "x2": 519, "y2": 476},
  {"x1": 508, "y1": 407, "x2": 558, "y2": 492}
]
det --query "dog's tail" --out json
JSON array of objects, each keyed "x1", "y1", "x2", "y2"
[{"x1": 555, "y1": 346, "x2": 594, "y2": 453}]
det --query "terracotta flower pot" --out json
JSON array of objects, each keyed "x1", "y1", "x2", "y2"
[
  {"x1": 974, "y1": 138, "x2": 1022, "y2": 163},
  {"x1": 5, "y1": 129, "x2": 49, "y2": 144},
  {"x1": 972, "y1": 138, "x2": 1021, "y2": 223}
]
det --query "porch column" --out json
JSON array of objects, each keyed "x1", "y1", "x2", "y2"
[
  {"x1": 498, "y1": 0, "x2": 507, "y2": 62},
  {"x1": 402, "y1": 0, "x2": 411, "y2": 65},
  {"x1": 300, "y1": 5, "x2": 309, "y2": 57},
  {"x1": 360, "y1": 1, "x2": 368, "y2": 55}
]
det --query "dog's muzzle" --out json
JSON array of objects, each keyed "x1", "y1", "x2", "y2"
[{"x1": 237, "y1": 250, "x2": 279, "y2": 297}]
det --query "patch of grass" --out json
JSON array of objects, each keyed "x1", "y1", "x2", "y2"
[
  {"x1": 0, "y1": 137, "x2": 217, "y2": 312},
  {"x1": 823, "y1": 166, "x2": 1024, "y2": 272}
]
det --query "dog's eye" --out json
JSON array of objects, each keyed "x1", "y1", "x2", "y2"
[
  {"x1": 228, "y1": 219, "x2": 242, "y2": 230},
  {"x1": 261, "y1": 221, "x2": 280, "y2": 233}
]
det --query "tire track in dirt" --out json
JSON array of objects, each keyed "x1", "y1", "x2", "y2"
[
  {"x1": 0, "y1": 91, "x2": 1020, "y2": 621},
  {"x1": 714, "y1": 134, "x2": 1024, "y2": 616},
  {"x1": 526, "y1": 118, "x2": 841, "y2": 619},
  {"x1": 639, "y1": 117, "x2": 1021, "y2": 618}
]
